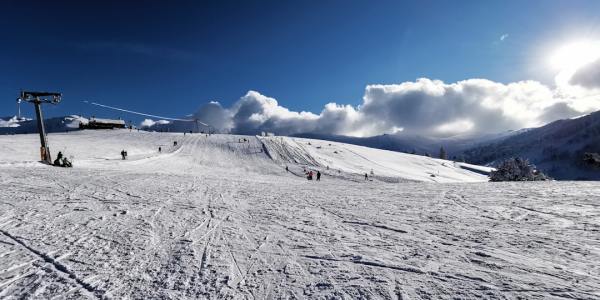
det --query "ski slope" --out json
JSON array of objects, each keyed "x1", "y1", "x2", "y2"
[
  {"x1": 0, "y1": 130, "x2": 598, "y2": 299},
  {"x1": 260, "y1": 136, "x2": 490, "y2": 182}
]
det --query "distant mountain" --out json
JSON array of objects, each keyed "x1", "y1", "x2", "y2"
[
  {"x1": 462, "y1": 111, "x2": 600, "y2": 180},
  {"x1": 293, "y1": 131, "x2": 518, "y2": 160},
  {"x1": 0, "y1": 115, "x2": 87, "y2": 135}
]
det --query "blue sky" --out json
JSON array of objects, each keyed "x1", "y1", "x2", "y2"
[{"x1": 1, "y1": 0, "x2": 600, "y2": 135}]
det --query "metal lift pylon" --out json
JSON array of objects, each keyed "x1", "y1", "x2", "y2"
[{"x1": 17, "y1": 91, "x2": 62, "y2": 164}]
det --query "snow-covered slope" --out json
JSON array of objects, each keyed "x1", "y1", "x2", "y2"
[
  {"x1": 294, "y1": 130, "x2": 520, "y2": 159},
  {"x1": 260, "y1": 136, "x2": 490, "y2": 182},
  {"x1": 0, "y1": 130, "x2": 489, "y2": 182},
  {"x1": 0, "y1": 130, "x2": 598, "y2": 299},
  {"x1": 463, "y1": 110, "x2": 600, "y2": 180}
]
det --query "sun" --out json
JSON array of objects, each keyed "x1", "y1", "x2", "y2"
[{"x1": 550, "y1": 40, "x2": 600, "y2": 71}]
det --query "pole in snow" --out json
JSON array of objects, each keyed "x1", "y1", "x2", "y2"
[
  {"x1": 16, "y1": 98, "x2": 21, "y2": 120},
  {"x1": 18, "y1": 91, "x2": 62, "y2": 164}
]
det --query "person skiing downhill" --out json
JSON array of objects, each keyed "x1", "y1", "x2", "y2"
[
  {"x1": 316, "y1": 171, "x2": 321, "y2": 181},
  {"x1": 364, "y1": 173, "x2": 368, "y2": 180}
]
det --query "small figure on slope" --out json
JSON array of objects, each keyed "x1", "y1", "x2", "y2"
[{"x1": 53, "y1": 151, "x2": 63, "y2": 166}]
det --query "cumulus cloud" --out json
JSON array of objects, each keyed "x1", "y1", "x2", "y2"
[
  {"x1": 192, "y1": 101, "x2": 232, "y2": 132},
  {"x1": 145, "y1": 59, "x2": 600, "y2": 137},
  {"x1": 141, "y1": 119, "x2": 170, "y2": 128},
  {"x1": 359, "y1": 79, "x2": 564, "y2": 135},
  {"x1": 207, "y1": 77, "x2": 596, "y2": 137},
  {"x1": 570, "y1": 58, "x2": 600, "y2": 89}
]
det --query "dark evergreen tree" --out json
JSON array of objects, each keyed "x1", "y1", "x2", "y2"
[
  {"x1": 439, "y1": 146, "x2": 447, "y2": 160},
  {"x1": 489, "y1": 157, "x2": 551, "y2": 181}
]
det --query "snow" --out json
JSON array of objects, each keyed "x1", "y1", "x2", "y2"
[
  {"x1": 0, "y1": 130, "x2": 598, "y2": 299},
  {"x1": 463, "y1": 110, "x2": 600, "y2": 180},
  {"x1": 0, "y1": 115, "x2": 88, "y2": 135},
  {"x1": 0, "y1": 116, "x2": 32, "y2": 128},
  {"x1": 261, "y1": 136, "x2": 489, "y2": 182}
]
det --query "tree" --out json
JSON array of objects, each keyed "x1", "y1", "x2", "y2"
[
  {"x1": 439, "y1": 146, "x2": 447, "y2": 160},
  {"x1": 489, "y1": 157, "x2": 551, "y2": 182},
  {"x1": 583, "y1": 152, "x2": 600, "y2": 168}
]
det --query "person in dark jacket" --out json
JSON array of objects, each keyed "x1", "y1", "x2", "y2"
[{"x1": 316, "y1": 171, "x2": 321, "y2": 181}]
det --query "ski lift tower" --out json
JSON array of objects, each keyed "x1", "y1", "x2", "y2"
[{"x1": 17, "y1": 91, "x2": 62, "y2": 164}]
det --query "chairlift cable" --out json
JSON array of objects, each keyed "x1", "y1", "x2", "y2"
[{"x1": 83, "y1": 100, "x2": 209, "y2": 126}]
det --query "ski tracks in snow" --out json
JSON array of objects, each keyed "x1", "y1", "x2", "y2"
[{"x1": 1, "y1": 133, "x2": 599, "y2": 299}]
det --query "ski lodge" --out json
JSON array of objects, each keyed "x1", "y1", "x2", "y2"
[{"x1": 80, "y1": 117, "x2": 126, "y2": 129}]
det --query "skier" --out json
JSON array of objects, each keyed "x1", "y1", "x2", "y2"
[
  {"x1": 364, "y1": 173, "x2": 368, "y2": 180},
  {"x1": 285, "y1": 166, "x2": 289, "y2": 172},
  {"x1": 307, "y1": 170, "x2": 313, "y2": 180},
  {"x1": 159, "y1": 146, "x2": 162, "y2": 153},
  {"x1": 121, "y1": 150, "x2": 126, "y2": 160},
  {"x1": 316, "y1": 171, "x2": 321, "y2": 181}
]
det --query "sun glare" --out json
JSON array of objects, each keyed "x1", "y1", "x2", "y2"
[{"x1": 550, "y1": 40, "x2": 600, "y2": 71}]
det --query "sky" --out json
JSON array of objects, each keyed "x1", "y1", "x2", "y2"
[{"x1": 2, "y1": 0, "x2": 600, "y2": 136}]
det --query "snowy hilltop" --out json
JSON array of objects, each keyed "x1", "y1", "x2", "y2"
[{"x1": 0, "y1": 115, "x2": 88, "y2": 135}]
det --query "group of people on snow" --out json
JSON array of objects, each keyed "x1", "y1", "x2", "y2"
[
  {"x1": 291, "y1": 166, "x2": 321, "y2": 181},
  {"x1": 53, "y1": 151, "x2": 72, "y2": 168},
  {"x1": 158, "y1": 140, "x2": 179, "y2": 153}
]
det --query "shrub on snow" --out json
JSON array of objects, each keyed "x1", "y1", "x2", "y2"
[{"x1": 489, "y1": 157, "x2": 551, "y2": 182}]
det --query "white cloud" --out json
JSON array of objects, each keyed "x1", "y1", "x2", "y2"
[
  {"x1": 144, "y1": 56, "x2": 600, "y2": 137},
  {"x1": 140, "y1": 119, "x2": 170, "y2": 128},
  {"x1": 204, "y1": 75, "x2": 597, "y2": 137},
  {"x1": 500, "y1": 34, "x2": 509, "y2": 41},
  {"x1": 570, "y1": 57, "x2": 600, "y2": 89}
]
